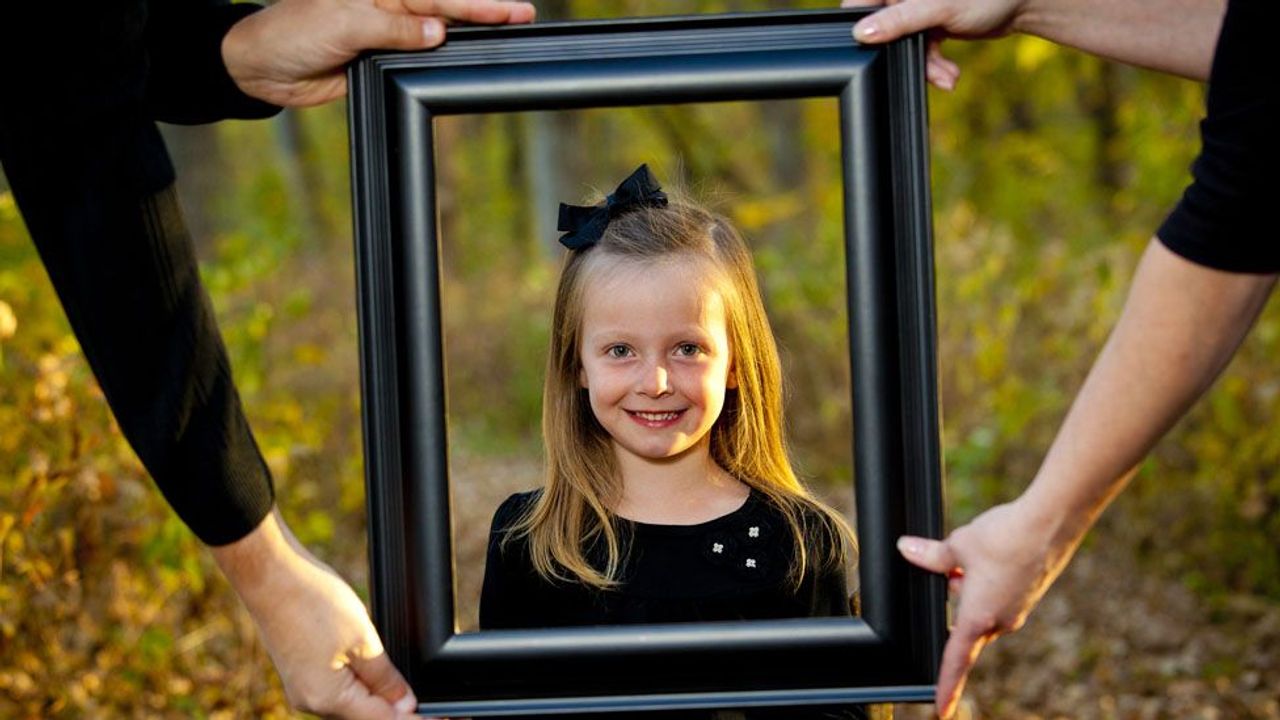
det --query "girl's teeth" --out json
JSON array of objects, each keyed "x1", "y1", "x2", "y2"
[{"x1": 637, "y1": 411, "x2": 677, "y2": 421}]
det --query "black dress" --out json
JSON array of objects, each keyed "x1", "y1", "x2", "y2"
[{"x1": 479, "y1": 489, "x2": 865, "y2": 720}]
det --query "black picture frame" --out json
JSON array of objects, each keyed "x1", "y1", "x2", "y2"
[{"x1": 348, "y1": 8, "x2": 945, "y2": 716}]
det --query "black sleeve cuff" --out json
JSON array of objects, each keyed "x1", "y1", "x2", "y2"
[
  {"x1": 144, "y1": 3, "x2": 282, "y2": 125},
  {"x1": 1158, "y1": 192, "x2": 1280, "y2": 275}
]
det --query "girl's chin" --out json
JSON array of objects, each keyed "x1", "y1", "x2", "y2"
[{"x1": 612, "y1": 438, "x2": 712, "y2": 464}]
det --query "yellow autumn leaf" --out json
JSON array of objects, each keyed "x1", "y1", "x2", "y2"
[
  {"x1": 0, "y1": 300, "x2": 16, "y2": 340},
  {"x1": 0, "y1": 190, "x2": 17, "y2": 221},
  {"x1": 292, "y1": 342, "x2": 327, "y2": 366},
  {"x1": 730, "y1": 194, "x2": 804, "y2": 232},
  {"x1": 1015, "y1": 35, "x2": 1056, "y2": 71}
]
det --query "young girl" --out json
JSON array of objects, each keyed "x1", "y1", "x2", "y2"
[{"x1": 479, "y1": 164, "x2": 858, "y2": 637}]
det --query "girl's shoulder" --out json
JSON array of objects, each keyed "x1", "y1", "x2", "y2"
[
  {"x1": 753, "y1": 492, "x2": 848, "y2": 553},
  {"x1": 490, "y1": 488, "x2": 543, "y2": 534},
  {"x1": 751, "y1": 491, "x2": 833, "y2": 525}
]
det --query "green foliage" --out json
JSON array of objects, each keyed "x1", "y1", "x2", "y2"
[
  {"x1": 925, "y1": 40, "x2": 1280, "y2": 601},
  {"x1": 2, "y1": 4, "x2": 1278, "y2": 716}
]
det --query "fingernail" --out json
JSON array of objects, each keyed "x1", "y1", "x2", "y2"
[
  {"x1": 422, "y1": 20, "x2": 443, "y2": 45},
  {"x1": 853, "y1": 23, "x2": 878, "y2": 41},
  {"x1": 394, "y1": 692, "x2": 418, "y2": 713},
  {"x1": 898, "y1": 537, "x2": 923, "y2": 556}
]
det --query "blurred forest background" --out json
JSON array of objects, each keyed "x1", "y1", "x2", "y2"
[{"x1": 2, "y1": 1, "x2": 1278, "y2": 718}]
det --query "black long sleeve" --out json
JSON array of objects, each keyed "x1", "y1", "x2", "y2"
[
  {"x1": 0, "y1": 1, "x2": 282, "y2": 545},
  {"x1": 145, "y1": 1, "x2": 281, "y2": 124}
]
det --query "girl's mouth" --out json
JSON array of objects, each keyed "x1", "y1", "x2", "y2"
[{"x1": 626, "y1": 409, "x2": 685, "y2": 428}]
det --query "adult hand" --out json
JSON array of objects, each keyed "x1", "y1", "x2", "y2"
[
  {"x1": 840, "y1": 0, "x2": 1028, "y2": 90},
  {"x1": 896, "y1": 496, "x2": 1077, "y2": 719},
  {"x1": 212, "y1": 509, "x2": 432, "y2": 720},
  {"x1": 222, "y1": 0, "x2": 536, "y2": 107},
  {"x1": 843, "y1": 0, "x2": 1227, "y2": 84}
]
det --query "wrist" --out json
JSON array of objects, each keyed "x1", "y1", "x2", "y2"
[
  {"x1": 1015, "y1": 459, "x2": 1128, "y2": 560},
  {"x1": 210, "y1": 507, "x2": 308, "y2": 608},
  {"x1": 220, "y1": 9, "x2": 264, "y2": 98},
  {"x1": 1010, "y1": 0, "x2": 1051, "y2": 37},
  {"x1": 1011, "y1": 479, "x2": 1092, "y2": 558}
]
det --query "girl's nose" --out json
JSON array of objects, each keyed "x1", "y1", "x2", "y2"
[{"x1": 637, "y1": 360, "x2": 672, "y2": 397}]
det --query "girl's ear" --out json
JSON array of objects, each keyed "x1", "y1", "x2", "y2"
[
  {"x1": 579, "y1": 366, "x2": 588, "y2": 389},
  {"x1": 726, "y1": 362, "x2": 738, "y2": 389}
]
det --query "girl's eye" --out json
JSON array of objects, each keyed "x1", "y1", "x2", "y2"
[
  {"x1": 606, "y1": 345, "x2": 631, "y2": 359},
  {"x1": 676, "y1": 343, "x2": 701, "y2": 357}
]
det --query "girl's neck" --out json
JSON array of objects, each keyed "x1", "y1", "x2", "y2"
[{"x1": 611, "y1": 442, "x2": 749, "y2": 525}]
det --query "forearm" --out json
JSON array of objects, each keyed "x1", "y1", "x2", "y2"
[
  {"x1": 1021, "y1": 240, "x2": 1275, "y2": 547},
  {"x1": 1015, "y1": 0, "x2": 1226, "y2": 80},
  {"x1": 210, "y1": 507, "x2": 299, "y2": 603}
]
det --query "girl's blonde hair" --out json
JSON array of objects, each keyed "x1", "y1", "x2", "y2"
[{"x1": 506, "y1": 191, "x2": 856, "y2": 591}]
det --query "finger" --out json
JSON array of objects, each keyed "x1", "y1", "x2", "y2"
[
  {"x1": 928, "y1": 38, "x2": 961, "y2": 83},
  {"x1": 939, "y1": 56, "x2": 960, "y2": 77},
  {"x1": 927, "y1": 62, "x2": 958, "y2": 90},
  {"x1": 401, "y1": 0, "x2": 536, "y2": 25},
  {"x1": 926, "y1": 61, "x2": 956, "y2": 91},
  {"x1": 896, "y1": 535, "x2": 960, "y2": 575},
  {"x1": 934, "y1": 622, "x2": 990, "y2": 720},
  {"x1": 350, "y1": 651, "x2": 418, "y2": 713},
  {"x1": 932, "y1": 54, "x2": 960, "y2": 82},
  {"x1": 852, "y1": 0, "x2": 952, "y2": 44}
]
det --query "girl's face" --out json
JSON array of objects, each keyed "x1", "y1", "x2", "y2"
[{"x1": 578, "y1": 258, "x2": 736, "y2": 467}]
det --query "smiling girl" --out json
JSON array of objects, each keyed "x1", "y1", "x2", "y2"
[{"x1": 480, "y1": 165, "x2": 857, "y2": 633}]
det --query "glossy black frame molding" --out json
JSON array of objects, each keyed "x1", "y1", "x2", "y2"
[{"x1": 348, "y1": 9, "x2": 944, "y2": 716}]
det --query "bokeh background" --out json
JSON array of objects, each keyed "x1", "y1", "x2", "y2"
[
  {"x1": 2, "y1": 1, "x2": 1278, "y2": 717},
  {"x1": 435, "y1": 100, "x2": 858, "y2": 630}
]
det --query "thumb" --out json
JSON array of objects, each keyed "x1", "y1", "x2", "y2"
[
  {"x1": 852, "y1": 0, "x2": 950, "y2": 44},
  {"x1": 353, "y1": 7, "x2": 447, "y2": 51},
  {"x1": 896, "y1": 535, "x2": 960, "y2": 575},
  {"x1": 350, "y1": 651, "x2": 418, "y2": 715}
]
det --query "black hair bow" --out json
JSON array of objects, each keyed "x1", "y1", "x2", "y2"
[{"x1": 557, "y1": 164, "x2": 669, "y2": 250}]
